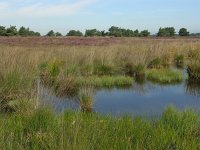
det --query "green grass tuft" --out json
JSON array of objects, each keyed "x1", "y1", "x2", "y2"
[
  {"x1": 75, "y1": 76, "x2": 133, "y2": 88},
  {"x1": 146, "y1": 69, "x2": 183, "y2": 84}
]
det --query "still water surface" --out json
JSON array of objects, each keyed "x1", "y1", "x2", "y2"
[{"x1": 39, "y1": 70, "x2": 200, "y2": 117}]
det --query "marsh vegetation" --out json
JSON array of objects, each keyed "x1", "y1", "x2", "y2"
[{"x1": 0, "y1": 37, "x2": 200, "y2": 149}]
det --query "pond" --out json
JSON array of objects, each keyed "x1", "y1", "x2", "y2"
[{"x1": 38, "y1": 69, "x2": 200, "y2": 117}]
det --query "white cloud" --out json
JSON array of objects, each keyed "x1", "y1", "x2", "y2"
[
  {"x1": 0, "y1": 0, "x2": 97, "y2": 18},
  {"x1": 0, "y1": 2, "x2": 9, "y2": 10}
]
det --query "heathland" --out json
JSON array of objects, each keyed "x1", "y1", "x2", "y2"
[{"x1": 0, "y1": 36, "x2": 200, "y2": 149}]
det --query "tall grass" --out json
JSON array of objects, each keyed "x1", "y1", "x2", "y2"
[
  {"x1": 0, "y1": 38, "x2": 200, "y2": 149},
  {"x1": 0, "y1": 107, "x2": 200, "y2": 149},
  {"x1": 187, "y1": 49, "x2": 200, "y2": 82}
]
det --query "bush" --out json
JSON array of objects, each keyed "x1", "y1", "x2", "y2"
[{"x1": 67, "y1": 30, "x2": 83, "y2": 36}]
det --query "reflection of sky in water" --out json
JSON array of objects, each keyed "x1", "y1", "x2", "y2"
[{"x1": 39, "y1": 74, "x2": 200, "y2": 117}]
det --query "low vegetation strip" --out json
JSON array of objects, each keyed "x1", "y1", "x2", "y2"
[
  {"x1": 75, "y1": 76, "x2": 133, "y2": 87},
  {"x1": 0, "y1": 107, "x2": 199, "y2": 149},
  {"x1": 146, "y1": 69, "x2": 183, "y2": 84}
]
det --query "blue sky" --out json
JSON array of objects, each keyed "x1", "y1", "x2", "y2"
[{"x1": 0, "y1": 0, "x2": 199, "y2": 35}]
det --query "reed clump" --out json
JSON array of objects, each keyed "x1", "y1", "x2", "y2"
[
  {"x1": 187, "y1": 50, "x2": 200, "y2": 82},
  {"x1": 174, "y1": 53, "x2": 185, "y2": 68}
]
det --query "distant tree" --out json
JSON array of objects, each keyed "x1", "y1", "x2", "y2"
[
  {"x1": 133, "y1": 29, "x2": 139, "y2": 37},
  {"x1": 18, "y1": 26, "x2": 30, "y2": 36},
  {"x1": 85, "y1": 29, "x2": 102, "y2": 37},
  {"x1": 6, "y1": 26, "x2": 18, "y2": 36},
  {"x1": 190, "y1": 33, "x2": 200, "y2": 36},
  {"x1": 157, "y1": 28, "x2": 168, "y2": 37},
  {"x1": 179, "y1": 28, "x2": 189, "y2": 36},
  {"x1": 108, "y1": 26, "x2": 123, "y2": 37},
  {"x1": 123, "y1": 29, "x2": 134, "y2": 37},
  {"x1": 0, "y1": 26, "x2": 7, "y2": 36},
  {"x1": 140, "y1": 30, "x2": 150, "y2": 37},
  {"x1": 167, "y1": 27, "x2": 176, "y2": 36},
  {"x1": 101, "y1": 30, "x2": 109, "y2": 37},
  {"x1": 157, "y1": 27, "x2": 175, "y2": 37},
  {"x1": 34, "y1": 32, "x2": 41, "y2": 36},
  {"x1": 67, "y1": 30, "x2": 83, "y2": 36},
  {"x1": 46, "y1": 30, "x2": 55, "y2": 36},
  {"x1": 28, "y1": 31, "x2": 41, "y2": 36},
  {"x1": 55, "y1": 32, "x2": 62, "y2": 36}
]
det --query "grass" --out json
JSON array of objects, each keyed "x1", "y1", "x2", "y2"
[
  {"x1": 0, "y1": 37, "x2": 200, "y2": 149},
  {"x1": 0, "y1": 106, "x2": 200, "y2": 149},
  {"x1": 146, "y1": 69, "x2": 183, "y2": 84},
  {"x1": 75, "y1": 76, "x2": 133, "y2": 88},
  {"x1": 187, "y1": 50, "x2": 200, "y2": 82},
  {"x1": 174, "y1": 53, "x2": 185, "y2": 69}
]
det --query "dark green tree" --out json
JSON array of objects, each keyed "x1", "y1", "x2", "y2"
[
  {"x1": 55, "y1": 32, "x2": 62, "y2": 36},
  {"x1": 85, "y1": 29, "x2": 102, "y2": 37},
  {"x1": 6, "y1": 26, "x2": 18, "y2": 36},
  {"x1": 108, "y1": 26, "x2": 123, "y2": 37},
  {"x1": 18, "y1": 26, "x2": 30, "y2": 36},
  {"x1": 140, "y1": 30, "x2": 150, "y2": 37},
  {"x1": 133, "y1": 29, "x2": 139, "y2": 37},
  {"x1": 0, "y1": 26, "x2": 7, "y2": 36},
  {"x1": 34, "y1": 32, "x2": 41, "y2": 36},
  {"x1": 67, "y1": 30, "x2": 83, "y2": 36},
  {"x1": 28, "y1": 31, "x2": 41, "y2": 36},
  {"x1": 157, "y1": 27, "x2": 175, "y2": 37},
  {"x1": 179, "y1": 28, "x2": 189, "y2": 36},
  {"x1": 46, "y1": 30, "x2": 55, "y2": 36}
]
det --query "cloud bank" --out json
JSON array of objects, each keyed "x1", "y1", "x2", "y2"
[{"x1": 0, "y1": 0, "x2": 96, "y2": 18}]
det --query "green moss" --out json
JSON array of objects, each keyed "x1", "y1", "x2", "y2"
[{"x1": 146, "y1": 69, "x2": 183, "y2": 84}]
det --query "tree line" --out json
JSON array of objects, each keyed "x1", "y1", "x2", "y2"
[
  {"x1": 0, "y1": 25, "x2": 195, "y2": 37},
  {"x1": 0, "y1": 26, "x2": 40, "y2": 36}
]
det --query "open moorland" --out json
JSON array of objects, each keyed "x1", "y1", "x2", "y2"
[{"x1": 1, "y1": 37, "x2": 200, "y2": 149}]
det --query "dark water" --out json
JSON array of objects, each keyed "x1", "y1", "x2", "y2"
[{"x1": 39, "y1": 70, "x2": 200, "y2": 117}]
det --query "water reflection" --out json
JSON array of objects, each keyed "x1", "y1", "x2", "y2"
[
  {"x1": 38, "y1": 69, "x2": 200, "y2": 117},
  {"x1": 185, "y1": 80, "x2": 200, "y2": 97}
]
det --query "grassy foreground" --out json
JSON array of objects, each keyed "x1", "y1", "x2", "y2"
[{"x1": 0, "y1": 107, "x2": 200, "y2": 150}]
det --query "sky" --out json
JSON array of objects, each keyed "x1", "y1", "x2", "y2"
[{"x1": 0, "y1": 0, "x2": 199, "y2": 35}]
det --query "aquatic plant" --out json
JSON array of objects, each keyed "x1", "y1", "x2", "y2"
[
  {"x1": 54, "y1": 76, "x2": 78, "y2": 97},
  {"x1": 75, "y1": 76, "x2": 133, "y2": 88},
  {"x1": 78, "y1": 87, "x2": 94, "y2": 112},
  {"x1": 174, "y1": 53, "x2": 184, "y2": 68},
  {"x1": 133, "y1": 64, "x2": 146, "y2": 77},
  {"x1": 80, "y1": 64, "x2": 94, "y2": 76},
  {"x1": 124, "y1": 62, "x2": 134, "y2": 76},
  {"x1": 94, "y1": 64, "x2": 115, "y2": 76},
  {"x1": 148, "y1": 57, "x2": 162, "y2": 69},
  {"x1": 187, "y1": 60, "x2": 200, "y2": 82},
  {"x1": 43, "y1": 58, "x2": 65, "y2": 77},
  {"x1": 146, "y1": 69, "x2": 183, "y2": 84}
]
